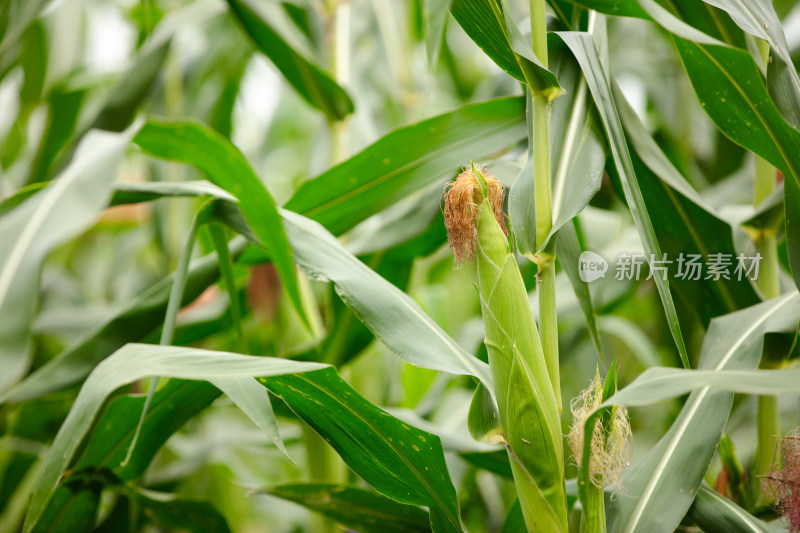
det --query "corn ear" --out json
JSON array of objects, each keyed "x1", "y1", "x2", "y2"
[{"x1": 470, "y1": 180, "x2": 567, "y2": 531}]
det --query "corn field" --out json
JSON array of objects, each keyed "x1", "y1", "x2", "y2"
[{"x1": 1, "y1": 0, "x2": 800, "y2": 531}]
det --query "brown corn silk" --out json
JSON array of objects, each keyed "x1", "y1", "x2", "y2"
[{"x1": 443, "y1": 167, "x2": 506, "y2": 264}]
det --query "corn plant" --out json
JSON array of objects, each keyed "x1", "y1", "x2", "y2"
[{"x1": 1, "y1": 0, "x2": 800, "y2": 532}]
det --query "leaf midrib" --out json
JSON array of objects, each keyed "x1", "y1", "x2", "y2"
[
  {"x1": 295, "y1": 111, "x2": 522, "y2": 221},
  {"x1": 621, "y1": 292, "x2": 798, "y2": 532},
  {"x1": 279, "y1": 372, "x2": 462, "y2": 531}
]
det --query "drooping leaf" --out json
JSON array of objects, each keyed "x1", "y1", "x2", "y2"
[
  {"x1": 225, "y1": 0, "x2": 353, "y2": 121},
  {"x1": 262, "y1": 368, "x2": 463, "y2": 533},
  {"x1": 134, "y1": 119, "x2": 308, "y2": 328},
  {"x1": 8, "y1": 179, "x2": 492, "y2": 405},
  {"x1": 263, "y1": 483, "x2": 431, "y2": 533},
  {"x1": 701, "y1": 0, "x2": 800, "y2": 99},
  {"x1": 449, "y1": 0, "x2": 559, "y2": 95},
  {"x1": 280, "y1": 209, "x2": 493, "y2": 388},
  {"x1": 613, "y1": 83, "x2": 761, "y2": 324},
  {"x1": 671, "y1": 37, "x2": 800, "y2": 290},
  {"x1": 23, "y1": 344, "x2": 326, "y2": 532}
]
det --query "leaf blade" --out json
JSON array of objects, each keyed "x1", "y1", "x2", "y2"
[{"x1": 133, "y1": 119, "x2": 309, "y2": 327}]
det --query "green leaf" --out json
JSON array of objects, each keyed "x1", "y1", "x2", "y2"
[
  {"x1": 560, "y1": 0, "x2": 649, "y2": 19},
  {"x1": 459, "y1": 450, "x2": 513, "y2": 478},
  {"x1": 555, "y1": 219, "x2": 604, "y2": 361},
  {"x1": 263, "y1": 483, "x2": 431, "y2": 533},
  {"x1": 9, "y1": 179, "x2": 492, "y2": 403},
  {"x1": 284, "y1": 96, "x2": 526, "y2": 236},
  {"x1": 262, "y1": 368, "x2": 463, "y2": 533},
  {"x1": 701, "y1": 0, "x2": 797, "y2": 76},
  {"x1": 90, "y1": 40, "x2": 170, "y2": 133},
  {"x1": 449, "y1": 0, "x2": 559, "y2": 94},
  {"x1": 281, "y1": 209, "x2": 493, "y2": 388},
  {"x1": 0, "y1": 125, "x2": 137, "y2": 395},
  {"x1": 123, "y1": 487, "x2": 231, "y2": 533},
  {"x1": 27, "y1": 86, "x2": 84, "y2": 184},
  {"x1": 212, "y1": 376, "x2": 289, "y2": 459},
  {"x1": 111, "y1": 180, "x2": 236, "y2": 206},
  {"x1": 670, "y1": 37, "x2": 800, "y2": 290},
  {"x1": 501, "y1": 499, "x2": 525, "y2": 533},
  {"x1": 341, "y1": 182, "x2": 443, "y2": 256},
  {"x1": 604, "y1": 291, "x2": 800, "y2": 533},
  {"x1": 71, "y1": 380, "x2": 220, "y2": 483},
  {"x1": 672, "y1": 38, "x2": 800, "y2": 184},
  {"x1": 686, "y1": 484, "x2": 786, "y2": 533},
  {"x1": 1, "y1": 236, "x2": 248, "y2": 404},
  {"x1": 34, "y1": 380, "x2": 222, "y2": 533},
  {"x1": 423, "y1": 0, "x2": 451, "y2": 66},
  {"x1": 613, "y1": 82, "x2": 761, "y2": 325},
  {"x1": 133, "y1": 119, "x2": 309, "y2": 328},
  {"x1": 787, "y1": 182, "x2": 800, "y2": 288},
  {"x1": 546, "y1": 52, "x2": 606, "y2": 244},
  {"x1": 604, "y1": 365, "x2": 800, "y2": 402},
  {"x1": 23, "y1": 344, "x2": 326, "y2": 532},
  {"x1": 225, "y1": 0, "x2": 353, "y2": 121},
  {"x1": 0, "y1": 0, "x2": 49, "y2": 58},
  {"x1": 554, "y1": 31, "x2": 690, "y2": 368},
  {"x1": 30, "y1": 478, "x2": 100, "y2": 533}
]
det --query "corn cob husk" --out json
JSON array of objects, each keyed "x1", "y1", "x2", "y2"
[
  {"x1": 446, "y1": 167, "x2": 567, "y2": 531},
  {"x1": 475, "y1": 200, "x2": 566, "y2": 530}
]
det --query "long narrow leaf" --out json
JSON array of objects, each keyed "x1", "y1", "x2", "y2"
[
  {"x1": 133, "y1": 120, "x2": 309, "y2": 328},
  {"x1": 263, "y1": 483, "x2": 431, "y2": 533},
  {"x1": 263, "y1": 369, "x2": 463, "y2": 532},
  {"x1": 225, "y1": 0, "x2": 352, "y2": 121},
  {"x1": 686, "y1": 484, "x2": 786, "y2": 533},
  {"x1": 284, "y1": 96, "x2": 526, "y2": 235},
  {"x1": 23, "y1": 345, "x2": 326, "y2": 532},
  {"x1": 0, "y1": 125, "x2": 137, "y2": 394},
  {"x1": 605, "y1": 291, "x2": 800, "y2": 533},
  {"x1": 553, "y1": 31, "x2": 690, "y2": 368}
]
